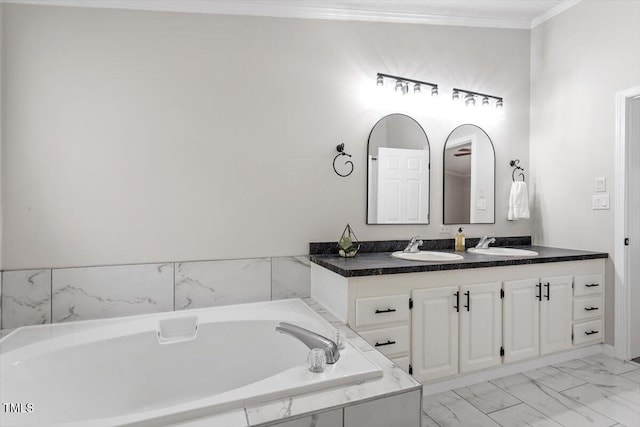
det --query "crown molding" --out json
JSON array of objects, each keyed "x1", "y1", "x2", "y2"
[
  {"x1": 531, "y1": 0, "x2": 581, "y2": 28},
  {"x1": 1, "y1": 0, "x2": 534, "y2": 30}
]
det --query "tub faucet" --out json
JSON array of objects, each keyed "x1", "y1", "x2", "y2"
[
  {"x1": 275, "y1": 322, "x2": 340, "y2": 364},
  {"x1": 403, "y1": 236, "x2": 423, "y2": 253},
  {"x1": 475, "y1": 235, "x2": 496, "y2": 249}
]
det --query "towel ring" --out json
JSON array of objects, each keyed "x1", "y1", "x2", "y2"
[{"x1": 510, "y1": 159, "x2": 525, "y2": 182}]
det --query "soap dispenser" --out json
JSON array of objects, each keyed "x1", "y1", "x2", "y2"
[{"x1": 455, "y1": 227, "x2": 466, "y2": 252}]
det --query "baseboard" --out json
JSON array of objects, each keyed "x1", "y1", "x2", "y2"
[{"x1": 422, "y1": 343, "x2": 606, "y2": 396}]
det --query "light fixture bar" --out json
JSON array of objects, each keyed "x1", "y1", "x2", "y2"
[
  {"x1": 452, "y1": 88, "x2": 502, "y2": 102},
  {"x1": 377, "y1": 73, "x2": 438, "y2": 90}
]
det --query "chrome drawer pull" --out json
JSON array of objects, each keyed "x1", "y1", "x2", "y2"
[
  {"x1": 374, "y1": 308, "x2": 396, "y2": 314},
  {"x1": 585, "y1": 330, "x2": 599, "y2": 335},
  {"x1": 374, "y1": 340, "x2": 396, "y2": 347},
  {"x1": 584, "y1": 307, "x2": 599, "y2": 311},
  {"x1": 585, "y1": 283, "x2": 600, "y2": 288}
]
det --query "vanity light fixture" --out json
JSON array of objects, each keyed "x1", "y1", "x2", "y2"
[
  {"x1": 377, "y1": 73, "x2": 438, "y2": 97},
  {"x1": 453, "y1": 88, "x2": 503, "y2": 108}
]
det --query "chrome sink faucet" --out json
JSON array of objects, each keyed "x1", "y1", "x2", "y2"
[
  {"x1": 275, "y1": 322, "x2": 340, "y2": 364},
  {"x1": 475, "y1": 235, "x2": 496, "y2": 249},
  {"x1": 403, "y1": 236, "x2": 423, "y2": 253}
]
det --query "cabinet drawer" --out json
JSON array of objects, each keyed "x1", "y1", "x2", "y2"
[
  {"x1": 355, "y1": 295, "x2": 409, "y2": 328},
  {"x1": 574, "y1": 274, "x2": 603, "y2": 296},
  {"x1": 358, "y1": 325, "x2": 409, "y2": 357},
  {"x1": 573, "y1": 319, "x2": 603, "y2": 345},
  {"x1": 573, "y1": 296, "x2": 603, "y2": 321},
  {"x1": 391, "y1": 356, "x2": 410, "y2": 373}
]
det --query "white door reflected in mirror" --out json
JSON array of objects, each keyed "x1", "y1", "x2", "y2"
[{"x1": 367, "y1": 114, "x2": 431, "y2": 224}]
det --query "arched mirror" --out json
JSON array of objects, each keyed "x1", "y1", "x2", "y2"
[
  {"x1": 367, "y1": 114, "x2": 430, "y2": 224},
  {"x1": 443, "y1": 124, "x2": 495, "y2": 224}
]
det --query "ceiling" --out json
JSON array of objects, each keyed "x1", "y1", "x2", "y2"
[{"x1": 3, "y1": 0, "x2": 581, "y2": 29}]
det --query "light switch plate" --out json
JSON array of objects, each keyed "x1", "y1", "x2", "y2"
[
  {"x1": 595, "y1": 177, "x2": 606, "y2": 192},
  {"x1": 592, "y1": 194, "x2": 610, "y2": 210}
]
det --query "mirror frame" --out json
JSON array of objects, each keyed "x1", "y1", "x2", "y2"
[
  {"x1": 442, "y1": 123, "x2": 496, "y2": 225},
  {"x1": 366, "y1": 113, "x2": 431, "y2": 225}
]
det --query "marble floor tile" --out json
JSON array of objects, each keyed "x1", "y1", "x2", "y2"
[
  {"x1": 554, "y1": 359, "x2": 640, "y2": 405},
  {"x1": 422, "y1": 390, "x2": 501, "y2": 427},
  {"x1": 561, "y1": 383, "x2": 640, "y2": 427},
  {"x1": 620, "y1": 370, "x2": 640, "y2": 384},
  {"x1": 584, "y1": 354, "x2": 639, "y2": 375},
  {"x1": 453, "y1": 381, "x2": 521, "y2": 414},
  {"x1": 422, "y1": 412, "x2": 441, "y2": 427},
  {"x1": 490, "y1": 373, "x2": 616, "y2": 427},
  {"x1": 488, "y1": 403, "x2": 562, "y2": 427},
  {"x1": 523, "y1": 366, "x2": 586, "y2": 392}
]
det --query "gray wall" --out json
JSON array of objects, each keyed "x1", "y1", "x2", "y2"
[
  {"x1": 530, "y1": 0, "x2": 640, "y2": 345},
  {"x1": 1, "y1": 4, "x2": 531, "y2": 270}
]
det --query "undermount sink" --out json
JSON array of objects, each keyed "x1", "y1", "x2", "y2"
[
  {"x1": 392, "y1": 251, "x2": 464, "y2": 262},
  {"x1": 467, "y1": 247, "x2": 538, "y2": 257}
]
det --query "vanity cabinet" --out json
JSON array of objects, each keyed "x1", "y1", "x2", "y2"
[
  {"x1": 573, "y1": 274, "x2": 604, "y2": 345},
  {"x1": 503, "y1": 275, "x2": 573, "y2": 363},
  {"x1": 539, "y1": 275, "x2": 573, "y2": 354},
  {"x1": 311, "y1": 257, "x2": 606, "y2": 384},
  {"x1": 411, "y1": 282, "x2": 502, "y2": 382},
  {"x1": 352, "y1": 294, "x2": 411, "y2": 370}
]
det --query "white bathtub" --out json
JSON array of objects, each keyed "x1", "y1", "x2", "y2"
[{"x1": 0, "y1": 299, "x2": 381, "y2": 427}]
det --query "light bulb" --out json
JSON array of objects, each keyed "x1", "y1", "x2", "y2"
[
  {"x1": 376, "y1": 75, "x2": 384, "y2": 86},
  {"x1": 431, "y1": 86, "x2": 438, "y2": 96},
  {"x1": 452, "y1": 90, "x2": 460, "y2": 101},
  {"x1": 414, "y1": 83, "x2": 421, "y2": 93},
  {"x1": 465, "y1": 94, "x2": 476, "y2": 106},
  {"x1": 496, "y1": 99, "x2": 503, "y2": 108},
  {"x1": 482, "y1": 96, "x2": 490, "y2": 106},
  {"x1": 395, "y1": 80, "x2": 403, "y2": 92}
]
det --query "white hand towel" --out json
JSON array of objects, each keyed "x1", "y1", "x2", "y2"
[{"x1": 508, "y1": 181, "x2": 530, "y2": 220}]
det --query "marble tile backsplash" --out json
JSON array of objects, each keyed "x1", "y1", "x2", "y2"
[
  {"x1": 0, "y1": 256, "x2": 311, "y2": 330},
  {"x1": 1, "y1": 270, "x2": 52, "y2": 329}
]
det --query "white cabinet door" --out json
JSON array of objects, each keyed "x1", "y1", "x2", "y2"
[
  {"x1": 540, "y1": 275, "x2": 573, "y2": 354},
  {"x1": 503, "y1": 278, "x2": 540, "y2": 363},
  {"x1": 411, "y1": 286, "x2": 459, "y2": 382},
  {"x1": 459, "y1": 282, "x2": 502, "y2": 372}
]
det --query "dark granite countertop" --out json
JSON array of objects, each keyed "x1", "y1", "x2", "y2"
[{"x1": 309, "y1": 246, "x2": 608, "y2": 277}]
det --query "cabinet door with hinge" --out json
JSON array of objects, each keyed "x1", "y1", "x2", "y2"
[
  {"x1": 540, "y1": 275, "x2": 573, "y2": 354},
  {"x1": 503, "y1": 278, "x2": 540, "y2": 363},
  {"x1": 411, "y1": 286, "x2": 459, "y2": 382},
  {"x1": 459, "y1": 282, "x2": 502, "y2": 373}
]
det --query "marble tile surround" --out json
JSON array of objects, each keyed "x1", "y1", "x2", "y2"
[
  {"x1": 1, "y1": 256, "x2": 311, "y2": 330},
  {"x1": 1, "y1": 270, "x2": 51, "y2": 329}
]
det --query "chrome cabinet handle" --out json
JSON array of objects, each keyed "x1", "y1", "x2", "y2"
[
  {"x1": 454, "y1": 291, "x2": 460, "y2": 312},
  {"x1": 375, "y1": 308, "x2": 396, "y2": 314},
  {"x1": 544, "y1": 283, "x2": 550, "y2": 300},
  {"x1": 584, "y1": 307, "x2": 599, "y2": 311},
  {"x1": 585, "y1": 283, "x2": 600, "y2": 288},
  {"x1": 464, "y1": 291, "x2": 470, "y2": 311},
  {"x1": 585, "y1": 330, "x2": 599, "y2": 336},
  {"x1": 374, "y1": 340, "x2": 396, "y2": 347}
]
